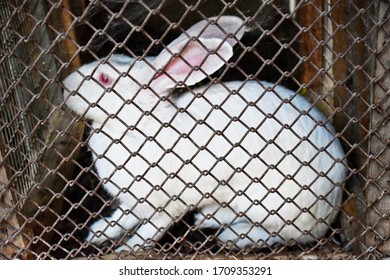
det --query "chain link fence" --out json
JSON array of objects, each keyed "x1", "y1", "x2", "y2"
[{"x1": 0, "y1": 0, "x2": 389, "y2": 260}]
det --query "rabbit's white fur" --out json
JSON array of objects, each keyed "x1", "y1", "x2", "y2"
[{"x1": 63, "y1": 16, "x2": 347, "y2": 252}]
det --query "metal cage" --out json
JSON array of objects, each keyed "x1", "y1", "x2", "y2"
[{"x1": 0, "y1": 0, "x2": 389, "y2": 260}]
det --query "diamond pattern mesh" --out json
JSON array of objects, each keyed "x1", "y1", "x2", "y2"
[{"x1": 0, "y1": 0, "x2": 389, "y2": 259}]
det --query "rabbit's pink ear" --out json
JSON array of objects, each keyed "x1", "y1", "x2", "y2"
[{"x1": 150, "y1": 38, "x2": 232, "y2": 91}]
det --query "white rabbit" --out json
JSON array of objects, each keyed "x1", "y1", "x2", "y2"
[{"x1": 62, "y1": 16, "x2": 347, "y2": 252}]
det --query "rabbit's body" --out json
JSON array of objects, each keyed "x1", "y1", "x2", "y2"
[
  {"x1": 85, "y1": 80, "x2": 345, "y2": 249},
  {"x1": 62, "y1": 16, "x2": 347, "y2": 251}
]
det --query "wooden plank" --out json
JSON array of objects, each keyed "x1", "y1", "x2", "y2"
[
  {"x1": 75, "y1": 248, "x2": 356, "y2": 260},
  {"x1": 325, "y1": 0, "x2": 372, "y2": 254},
  {"x1": 54, "y1": 0, "x2": 83, "y2": 70},
  {"x1": 365, "y1": 0, "x2": 390, "y2": 259},
  {"x1": 297, "y1": 0, "x2": 323, "y2": 94}
]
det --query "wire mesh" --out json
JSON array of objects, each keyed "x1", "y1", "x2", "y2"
[{"x1": 0, "y1": 0, "x2": 389, "y2": 260}]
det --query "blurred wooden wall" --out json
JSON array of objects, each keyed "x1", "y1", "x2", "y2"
[
  {"x1": 20, "y1": 0, "x2": 86, "y2": 257},
  {"x1": 365, "y1": 0, "x2": 390, "y2": 259}
]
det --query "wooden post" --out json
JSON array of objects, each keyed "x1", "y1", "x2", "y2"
[
  {"x1": 297, "y1": 0, "x2": 323, "y2": 95},
  {"x1": 50, "y1": 0, "x2": 85, "y2": 72},
  {"x1": 322, "y1": 0, "x2": 378, "y2": 254},
  {"x1": 365, "y1": 0, "x2": 390, "y2": 259}
]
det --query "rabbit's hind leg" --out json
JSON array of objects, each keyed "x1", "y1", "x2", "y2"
[{"x1": 86, "y1": 206, "x2": 139, "y2": 245}]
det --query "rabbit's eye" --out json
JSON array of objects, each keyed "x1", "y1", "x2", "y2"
[{"x1": 98, "y1": 73, "x2": 112, "y2": 85}]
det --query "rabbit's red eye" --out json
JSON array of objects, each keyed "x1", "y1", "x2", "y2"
[{"x1": 98, "y1": 73, "x2": 112, "y2": 85}]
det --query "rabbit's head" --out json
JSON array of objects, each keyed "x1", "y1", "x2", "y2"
[
  {"x1": 62, "y1": 55, "x2": 143, "y2": 132},
  {"x1": 63, "y1": 16, "x2": 246, "y2": 132}
]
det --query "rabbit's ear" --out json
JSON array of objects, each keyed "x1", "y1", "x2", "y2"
[
  {"x1": 149, "y1": 16, "x2": 245, "y2": 91},
  {"x1": 182, "y1": 16, "x2": 245, "y2": 47},
  {"x1": 150, "y1": 38, "x2": 232, "y2": 90}
]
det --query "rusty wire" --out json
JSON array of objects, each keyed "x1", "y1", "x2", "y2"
[{"x1": 0, "y1": 0, "x2": 389, "y2": 260}]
